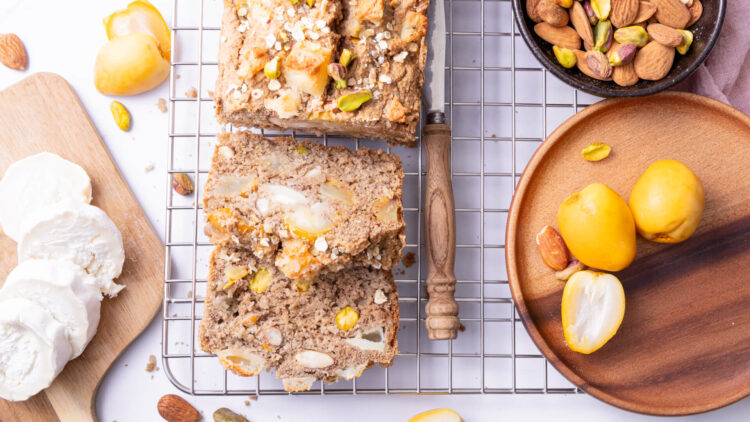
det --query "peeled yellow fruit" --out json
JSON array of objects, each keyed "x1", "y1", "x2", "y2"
[
  {"x1": 94, "y1": 33, "x2": 170, "y2": 95},
  {"x1": 335, "y1": 306, "x2": 359, "y2": 331},
  {"x1": 104, "y1": 1, "x2": 171, "y2": 60},
  {"x1": 562, "y1": 270, "x2": 625, "y2": 354},
  {"x1": 629, "y1": 159, "x2": 705, "y2": 243},
  {"x1": 408, "y1": 408, "x2": 464, "y2": 422},
  {"x1": 558, "y1": 183, "x2": 636, "y2": 271}
]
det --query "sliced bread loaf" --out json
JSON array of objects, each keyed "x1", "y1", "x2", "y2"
[{"x1": 199, "y1": 246, "x2": 399, "y2": 391}]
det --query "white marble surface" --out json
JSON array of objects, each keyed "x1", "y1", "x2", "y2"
[{"x1": 1, "y1": 1, "x2": 750, "y2": 421}]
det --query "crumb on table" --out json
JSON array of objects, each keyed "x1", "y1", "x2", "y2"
[
  {"x1": 146, "y1": 354, "x2": 156, "y2": 372},
  {"x1": 185, "y1": 87, "x2": 197, "y2": 98},
  {"x1": 157, "y1": 98, "x2": 167, "y2": 113}
]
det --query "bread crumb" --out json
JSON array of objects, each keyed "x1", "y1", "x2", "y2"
[
  {"x1": 402, "y1": 252, "x2": 415, "y2": 268},
  {"x1": 249, "y1": 395, "x2": 258, "y2": 401},
  {"x1": 185, "y1": 87, "x2": 197, "y2": 98},
  {"x1": 146, "y1": 354, "x2": 156, "y2": 372},
  {"x1": 187, "y1": 290, "x2": 193, "y2": 298},
  {"x1": 157, "y1": 98, "x2": 167, "y2": 113},
  {"x1": 459, "y1": 324, "x2": 466, "y2": 332},
  {"x1": 244, "y1": 400, "x2": 250, "y2": 406},
  {"x1": 176, "y1": 74, "x2": 181, "y2": 79},
  {"x1": 144, "y1": 162, "x2": 154, "y2": 173},
  {"x1": 208, "y1": 90, "x2": 214, "y2": 96}
]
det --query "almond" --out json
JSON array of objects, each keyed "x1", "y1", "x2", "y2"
[
  {"x1": 536, "y1": 225, "x2": 569, "y2": 271},
  {"x1": 613, "y1": 61, "x2": 639, "y2": 86},
  {"x1": 569, "y1": 2, "x2": 594, "y2": 50},
  {"x1": 652, "y1": 0, "x2": 690, "y2": 29},
  {"x1": 647, "y1": 23, "x2": 683, "y2": 47},
  {"x1": 687, "y1": 0, "x2": 702, "y2": 26},
  {"x1": 610, "y1": 0, "x2": 639, "y2": 28},
  {"x1": 574, "y1": 49, "x2": 613, "y2": 80},
  {"x1": 538, "y1": 0, "x2": 570, "y2": 27},
  {"x1": 634, "y1": 1, "x2": 657, "y2": 23},
  {"x1": 527, "y1": 0, "x2": 544, "y2": 23},
  {"x1": 0, "y1": 34, "x2": 27, "y2": 71},
  {"x1": 157, "y1": 394, "x2": 201, "y2": 422},
  {"x1": 534, "y1": 23, "x2": 581, "y2": 50},
  {"x1": 634, "y1": 40, "x2": 675, "y2": 80},
  {"x1": 172, "y1": 173, "x2": 195, "y2": 196}
]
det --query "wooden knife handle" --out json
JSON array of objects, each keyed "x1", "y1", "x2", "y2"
[{"x1": 423, "y1": 122, "x2": 460, "y2": 340}]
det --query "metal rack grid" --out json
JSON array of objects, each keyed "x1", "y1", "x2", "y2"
[{"x1": 162, "y1": 0, "x2": 600, "y2": 395}]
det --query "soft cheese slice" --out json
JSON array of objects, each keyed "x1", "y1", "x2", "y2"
[
  {"x1": 0, "y1": 259, "x2": 102, "y2": 357},
  {"x1": 0, "y1": 152, "x2": 92, "y2": 242},
  {"x1": 0, "y1": 298, "x2": 72, "y2": 401},
  {"x1": 18, "y1": 204, "x2": 125, "y2": 297}
]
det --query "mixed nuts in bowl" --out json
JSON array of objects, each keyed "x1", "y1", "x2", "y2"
[{"x1": 512, "y1": 0, "x2": 726, "y2": 97}]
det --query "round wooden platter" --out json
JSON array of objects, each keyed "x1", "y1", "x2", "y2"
[{"x1": 506, "y1": 92, "x2": 750, "y2": 416}]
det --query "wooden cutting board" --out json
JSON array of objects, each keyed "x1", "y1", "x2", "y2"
[
  {"x1": 0, "y1": 73, "x2": 164, "y2": 421},
  {"x1": 506, "y1": 92, "x2": 750, "y2": 415}
]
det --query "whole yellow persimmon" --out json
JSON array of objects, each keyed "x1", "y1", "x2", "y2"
[
  {"x1": 94, "y1": 33, "x2": 170, "y2": 96},
  {"x1": 629, "y1": 159, "x2": 705, "y2": 243},
  {"x1": 558, "y1": 183, "x2": 636, "y2": 272}
]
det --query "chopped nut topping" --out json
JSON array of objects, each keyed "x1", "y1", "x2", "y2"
[
  {"x1": 268, "y1": 79, "x2": 282, "y2": 91},
  {"x1": 314, "y1": 236, "x2": 328, "y2": 252},
  {"x1": 374, "y1": 289, "x2": 387, "y2": 304},
  {"x1": 393, "y1": 51, "x2": 408, "y2": 62}
]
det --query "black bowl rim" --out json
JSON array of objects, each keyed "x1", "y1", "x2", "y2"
[{"x1": 510, "y1": 0, "x2": 727, "y2": 98}]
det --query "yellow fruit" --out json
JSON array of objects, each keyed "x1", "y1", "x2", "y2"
[
  {"x1": 94, "y1": 32, "x2": 170, "y2": 95},
  {"x1": 581, "y1": 142, "x2": 611, "y2": 162},
  {"x1": 249, "y1": 267, "x2": 272, "y2": 293},
  {"x1": 558, "y1": 183, "x2": 636, "y2": 271},
  {"x1": 408, "y1": 408, "x2": 463, "y2": 422},
  {"x1": 629, "y1": 159, "x2": 705, "y2": 243},
  {"x1": 562, "y1": 270, "x2": 625, "y2": 354},
  {"x1": 104, "y1": 0, "x2": 171, "y2": 60}
]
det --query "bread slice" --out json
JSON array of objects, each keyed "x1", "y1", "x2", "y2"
[
  {"x1": 199, "y1": 246, "x2": 399, "y2": 391},
  {"x1": 203, "y1": 132, "x2": 405, "y2": 280}
]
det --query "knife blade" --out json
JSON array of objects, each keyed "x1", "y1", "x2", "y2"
[
  {"x1": 422, "y1": 0, "x2": 459, "y2": 340},
  {"x1": 423, "y1": 0, "x2": 446, "y2": 122}
]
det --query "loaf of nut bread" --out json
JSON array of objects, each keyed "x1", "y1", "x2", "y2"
[
  {"x1": 214, "y1": 0, "x2": 429, "y2": 146},
  {"x1": 199, "y1": 246, "x2": 399, "y2": 391},
  {"x1": 203, "y1": 132, "x2": 405, "y2": 280}
]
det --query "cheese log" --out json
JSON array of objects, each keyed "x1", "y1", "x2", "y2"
[
  {"x1": 0, "y1": 298, "x2": 72, "y2": 401},
  {"x1": 0, "y1": 152, "x2": 92, "y2": 242},
  {"x1": 17, "y1": 204, "x2": 125, "y2": 297},
  {"x1": 0, "y1": 259, "x2": 102, "y2": 357}
]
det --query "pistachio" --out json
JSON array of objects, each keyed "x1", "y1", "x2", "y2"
[
  {"x1": 264, "y1": 56, "x2": 281, "y2": 79},
  {"x1": 554, "y1": 0, "x2": 573, "y2": 7},
  {"x1": 555, "y1": 259, "x2": 585, "y2": 281},
  {"x1": 583, "y1": 50, "x2": 613, "y2": 79},
  {"x1": 553, "y1": 45, "x2": 577, "y2": 68},
  {"x1": 339, "y1": 48, "x2": 354, "y2": 67},
  {"x1": 607, "y1": 42, "x2": 636, "y2": 66},
  {"x1": 213, "y1": 408, "x2": 249, "y2": 422},
  {"x1": 593, "y1": 20, "x2": 613, "y2": 52},
  {"x1": 614, "y1": 25, "x2": 649, "y2": 48},
  {"x1": 337, "y1": 89, "x2": 372, "y2": 112},
  {"x1": 590, "y1": 0, "x2": 611, "y2": 20},
  {"x1": 327, "y1": 63, "x2": 347, "y2": 89},
  {"x1": 676, "y1": 29, "x2": 693, "y2": 55},
  {"x1": 172, "y1": 173, "x2": 194, "y2": 196},
  {"x1": 110, "y1": 101, "x2": 131, "y2": 131},
  {"x1": 583, "y1": 1, "x2": 598, "y2": 24}
]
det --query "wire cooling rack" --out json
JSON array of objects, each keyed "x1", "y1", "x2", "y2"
[{"x1": 162, "y1": 0, "x2": 602, "y2": 395}]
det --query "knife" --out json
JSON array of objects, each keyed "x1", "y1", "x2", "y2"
[{"x1": 423, "y1": 0, "x2": 460, "y2": 340}]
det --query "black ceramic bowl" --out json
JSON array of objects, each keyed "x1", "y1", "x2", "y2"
[{"x1": 511, "y1": 0, "x2": 726, "y2": 97}]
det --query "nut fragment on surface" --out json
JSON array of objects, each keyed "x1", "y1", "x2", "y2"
[
  {"x1": 295, "y1": 350, "x2": 334, "y2": 368},
  {"x1": 0, "y1": 33, "x2": 27, "y2": 70},
  {"x1": 172, "y1": 173, "x2": 194, "y2": 196},
  {"x1": 535, "y1": 225, "x2": 569, "y2": 270},
  {"x1": 146, "y1": 354, "x2": 156, "y2": 372},
  {"x1": 157, "y1": 394, "x2": 202, "y2": 422},
  {"x1": 110, "y1": 101, "x2": 131, "y2": 131},
  {"x1": 582, "y1": 142, "x2": 612, "y2": 161},
  {"x1": 335, "y1": 306, "x2": 360, "y2": 331}
]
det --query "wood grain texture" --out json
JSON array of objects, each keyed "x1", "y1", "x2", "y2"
[
  {"x1": 423, "y1": 123, "x2": 460, "y2": 340},
  {"x1": 506, "y1": 92, "x2": 750, "y2": 415},
  {"x1": 0, "y1": 73, "x2": 164, "y2": 422}
]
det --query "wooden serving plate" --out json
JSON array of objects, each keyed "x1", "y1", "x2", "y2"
[
  {"x1": 506, "y1": 92, "x2": 750, "y2": 415},
  {"x1": 0, "y1": 73, "x2": 164, "y2": 421}
]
